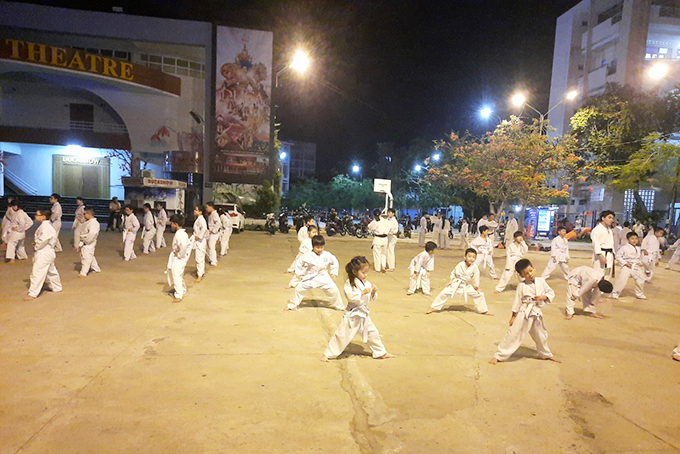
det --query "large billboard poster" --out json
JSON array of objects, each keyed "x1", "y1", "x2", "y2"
[{"x1": 213, "y1": 26, "x2": 273, "y2": 184}]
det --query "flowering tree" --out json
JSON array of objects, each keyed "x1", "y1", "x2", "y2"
[{"x1": 428, "y1": 118, "x2": 577, "y2": 218}]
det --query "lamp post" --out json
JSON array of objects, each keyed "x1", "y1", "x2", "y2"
[
  {"x1": 511, "y1": 90, "x2": 578, "y2": 135},
  {"x1": 275, "y1": 50, "x2": 310, "y2": 88},
  {"x1": 351, "y1": 163, "x2": 362, "y2": 181}
]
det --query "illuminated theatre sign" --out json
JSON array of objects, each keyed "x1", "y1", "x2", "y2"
[{"x1": 0, "y1": 38, "x2": 181, "y2": 96}]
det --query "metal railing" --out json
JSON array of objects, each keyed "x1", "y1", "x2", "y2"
[
  {"x1": 3, "y1": 166, "x2": 38, "y2": 195},
  {"x1": 1, "y1": 117, "x2": 128, "y2": 134}
]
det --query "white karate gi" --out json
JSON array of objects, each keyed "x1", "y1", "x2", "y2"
[
  {"x1": 142, "y1": 211, "x2": 157, "y2": 254},
  {"x1": 440, "y1": 219, "x2": 451, "y2": 249},
  {"x1": 493, "y1": 277, "x2": 554, "y2": 361},
  {"x1": 192, "y1": 215, "x2": 208, "y2": 278},
  {"x1": 611, "y1": 244, "x2": 645, "y2": 299},
  {"x1": 495, "y1": 240, "x2": 528, "y2": 292},
  {"x1": 612, "y1": 226, "x2": 623, "y2": 253},
  {"x1": 297, "y1": 224, "x2": 309, "y2": 245},
  {"x1": 50, "y1": 201, "x2": 63, "y2": 252},
  {"x1": 431, "y1": 261, "x2": 488, "y2": 313},
  {"x1": 207, "y1": 210, "x2": 221, "y2": 266},
  {"x1": 591, "y1": 223, "x2": 614, "y2": 279},
  {"x1": 72, "y1": 204, "x2": 85, "y2": 247},
  {"x1": 323, "y1": 278, "x2": 387, "y2": 359},
  {"x1": 486, "y1": 219, "x2": 499, "y2": 242},
  {"x1": 431, "y1": 217, "x2": 442, "y2": 247},
  {"x1": 673, "y1": 342, "x2": 680, "y2": 361},
  {"x1": 386, "y1": 216, "x2": 399, "y2": 270},
  {"x1": 155, "y1": 208, "x2": 168, "y2": 249},
  {"x1": 79, "y1": 217, "x2": 101, "y2": 276},
  {"x1": 2, "y1": 206, "x2": 17, "y2": 244},
  {"x1": 368, "y1": 217, "x2": 390, "y2": 272},
  {"x1": 219, "y1": 213, "x2": 233, "y2": 256},
  {"x1": 566, "y1": 266, "x2": 604, "y2": 316},
  {"x1": 288, "y1": 237, "x2": 312, "y2": 275},
  {"x1": 167, "y1": 228, "x2": 192, "y2": 300},
  {"x1": 470, "y1": 235, "x2": 497, "y2": 278},
  {"x1": 641, "y1": 233, "x2": 660, "y2": 281},
  {"x1": 123, "y1": 213, "x2": 139, "y2": 261},
  {"x1": 459, "y1": 221, "x2": 469, "y2": 248},
  {"x1": 28, "y1": 221, "x2": 62, "y2": 298},
  {"x1": 407, "y1": 250, "x2": 435, "y2": 295},
  {"x1": 617, "y1": 227, "x2": 632, "y2": 251},
  {"x1": 504, "y1": 217, "x2": 518, "y2": 246},
  {"x1": 418, "y1": 216, "x2": 428, "y2": 247},
  {"x1": 666, "y1": 239, "x2": 680, "y2": 269},
  {"x1": 288, "y1": 250, "x2": 344, "y2": 310},
  {"x1": 541, "y1": 236, "x2": 570, "y2": 280},
  {"x1": 5, "y1": 209, "x2": 32, "y2": 260}
]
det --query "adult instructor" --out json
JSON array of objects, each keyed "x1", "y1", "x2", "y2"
[{"x1": 591, "y1": 210, "x2": 615, "y2": 279}]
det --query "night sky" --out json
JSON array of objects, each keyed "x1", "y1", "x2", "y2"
[{"x1": 19, "y1": 0, "x2": 581, "y2": 179}]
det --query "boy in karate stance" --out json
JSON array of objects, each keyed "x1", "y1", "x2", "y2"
[
  {"x1": 322, "y1": 256, "x2": 395, "y2": 361},
  {"x1": 77, "y1": 206, "x2": 101, "y2": 278},
  {"x1": 490, "y1": 259, "x2": 559, "y2": 364},
  {"x1": 4, "y1": 200, "x2": 32, "y2": 263},
  {"x1": 470, "y1": 225, "x2": 497, "y2": 279},
  {"x1": 142, "y1": 203, "x2": 156, "y2": 254},
  {"x1": 407, "y1": 241, "x2": 437, "y2": 296},
  {"x1": 541, "y1": 226, "x2": 570, "y2": 280},
  {"x1": 155, "y1": 203, "x2": 167, "y2": 249},
  {"x1": 166, "y1": 214, "x2": 192, "y2": 303},
  {"x1": 495, "y1": 231, "x2": 528, "y2": 293},
  {"x1": 428, "y1": 248, "x2": 491, "y2": 315},
  {"x1": 205, "y1": 201, "x2": 221, "y2": 266},
  {"x1": 641, "y1": 227, "x2": 664, "y2": 283},
  {"x1": 122, "y1": 205, "x2": 139, "y2": 261},
  {"x1": 24, "y1": 209, "x2": 62, "y2": 301},
  {"x1": 192, "y1": 205, "x2": 208, "y2": 283},
  {"x1": 286, "y1": 235, "x2": 345, "y2": 311},
  {"x1": 565, "y1": 266, "x2": 613, "y2": 319},
  {"x1": 611, "y1": 232, "x2": 646, "y2": 300},
  {"x1": 219, "y1": 208, "x2": 233, "y2": 256}
]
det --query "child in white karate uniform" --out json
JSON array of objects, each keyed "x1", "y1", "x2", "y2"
[
  {"x1": 24, "y1": 209, "x2": 62, "y2": 301},
  {"x1": 205, "y1": 201, "x2": 221, "y2": 266},
  {"x1": 407, "y1": 241, "x2": 437, "y2": 295},
  {"x1": 495, "y1": 231, "x2": 528, "y2": 293},
  {"x1": 72, "y1": 197, "x2": 85, "y2": 248},
  {"x1": 666, "y1": 238, "x2": 680, "y2": 270},
  {"x1": 641, "y1": 227, "x2": 664, "y2": 282},
  {"x1": 192, "y1": 205, "x2": 208, "y2": 283},
  {"x1": 386, "y1": 208, "x2": 399, "y2": 271},
  {"x1": 287, "y1": 235, "x2": 345, "y2": 311},
  {"x1": 49, "y1": 193, "x2": 63, "y2": 252},
  {"x1": 611, "y1": 231, "x2": 646, "y2": 300},
  {"x1": 78, "y1": 207, "x2": 101, "y2": 278},
  {"x1": 4, "y1": 200, "x2": 32, "y2": 262},
  {"x1": 428, "y1": 248, "x2": 491, "y2": 315},
  {"x1": 565, "y1": 266, "x2": 613, "y2": 320},
  {"x1": 490, "y1": 259, "x2": 559, "y2": 364},
  {"x1": 122, "y1": 205, "x2": 139, "y2": 261},
  {"x1": 167, "y1": 214, "x2": 193, "y2": 303},
  {"x1": 321, "y1": 256, "x2": 395, "y2": 361},
  {"x1": 155, "y1": 203, "x2": 168, "y2": 249},
  {"x1": 470, "y1": 225, "x2": 497, "y2": 279},
  {"x1": 541, "y1": 226, "x2": 570, "y2": 280},
  {"x1": 218, "y1": 208, "x2": 233, "y2": 256},
  {"x1": 142, "y1": 203, "x2": 157, "y2": 254},
  {"x1": 286, "y1": 226, "x2": 318, "y2": 286},
  {"x1": 459, "y1": 219, "x2": 470, "y2": 249}
]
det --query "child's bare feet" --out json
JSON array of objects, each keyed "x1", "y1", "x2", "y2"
[
  {"x1": 376, "y1": 353, "x2": 395, "y2": 359},
  {"x1": 23, "y1": 295, "x2": 35, "y2": 301},
  {"x1": 195, "y1": 276, "x2": 203, "y2": 283},
  {"x1": 565, "y1": 314, "x2": 573, "y2": 320},
  {"x1": 481, "y1": 312, "x2": 494, "y2": 316},
  {"x1": 172, "y1": 298, "x2": 182, "y2": 303},
  {"x1": 545, "y1": 357, "x2": 561, "y2": 363},
  {"x1": 493, "y1": 290, "x2": 501, "y2": 294},
  {"x1": 589, "y1": 313, "x2": 605, "y2": 319},
  {"x1": 320, "y1": 356, "x2": 330, "y2": 362},
  {"x1": 425, "y1": 309, "x2": 433, "y2": 314},
  {"x1": 489, "y1": 358, "x2": 499, "y2": 365}
]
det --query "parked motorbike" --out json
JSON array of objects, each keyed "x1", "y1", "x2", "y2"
[
  {"x1": 265, "y1": 213, "x2": 277, "y2": 235},
  {"x1": 402, "y1": 219, "x2": 412, "y2": 238},
  {"x1": 279, "y1": 212, "x2": 290, "y2": 233},
  {"x1": 354, "y1": 221, "x2": 369, "y2": 239},
  {"x1": 325, "y1": 219, "x2": 340, "y2": 236}
]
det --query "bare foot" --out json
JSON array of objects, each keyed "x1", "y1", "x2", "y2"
[
  {"x1": 406, "y1": 292, "x2": 413, "y2": 296},
  {"x1": 425, "y1": 309, "x2": 433, "y2": 314},
  {"x1": 23, "y1": 295, "x2": 35, "y2": 301},
  {"x1": 489, "y1": 358, "x2": 499, "y2": 365},
  {"x1": 545, "y1": 357, "x2": 562, "y2": 363},
  {"x1": 565, "y1": 314, "x2": 573, "y2": 320},
  {"x1": 7, "y1": 259, "x2": 15, "y2": 264},
  {"x1": 320, "y1": 356, "x2": 330, "y2": 362},
  {"x1": 195, "y1": 276, "x2": 203, "y2": 283},
  {"x1": 78, "y1": 275, "x2": 87, "y2": 279},
  {"x1": 376, "y1": 353, "x2": 395, "y2": 359},
  {"x1": 589, "y1": 313, "x2": 605, "y2": 319},
  {"x1": 493, "y1": 290, "x2": 501, "y2": 294},
  {"x1": 481, "y1": 312, "x2": 495, "y2": 316},
  {"x1": 172, "y1": 298, "x2": 182, "y2": 303}
]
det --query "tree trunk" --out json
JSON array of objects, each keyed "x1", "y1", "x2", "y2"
[{"x1": 633, "y1": 189, "x2": 649, "y2": 216}]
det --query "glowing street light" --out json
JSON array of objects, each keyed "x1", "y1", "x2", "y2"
[
  {"x1": 432, "y1": 153, "x2": 441, "y2": 162},
  {"x1": 280, "y1": 151, "x2": 287, "y2": 160},
  {"x1": 289, "y1": 50, "x2": 310, "y2": 73},
  {"x1": 511, "y1": 93, "x2": 526, "y2": 107},
  {"x1": 414, "y1": 164, "x2": 422, "y2": 172},
  {"x1": 352, "y1": 164, "x2": 360, "y2": 173},
  {"x1": 648, "y1": 62, "x2": 669, "y2": 80},
  {"x1": 566, "y1": 90, "x2": 578, "y2": 101},
  {"x1": 480, "y1": 107, "x2": 492, "y2": 119}
]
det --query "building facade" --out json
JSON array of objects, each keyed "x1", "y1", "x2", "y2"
[
  {"x1": 279, "y1": 140, "x2": 316, "y2": 193},
  {"x1": 548, "y1": 0, "x2": 680, "y2": 225}
]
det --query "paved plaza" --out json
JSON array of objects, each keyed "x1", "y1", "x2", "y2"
[{"x1": 1, "y1": 227, "x2": 679, "y2": 453}]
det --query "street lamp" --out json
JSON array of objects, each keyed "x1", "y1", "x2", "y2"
[
  {"x1": 351, "y1": 163, "x2": 362, "y2": 181},
  {"x1": 648, "y1": 62, "x2": 669, "y2": 80},
  {"x1": 510, "y1": 90, "x2": 578, "y2": 133},
  {"x1": 480, "y1": 107, "x2": 493, "y2": 119},
  {"x1": 280, "y1": 151, "x2": 287, "y2": 160},
  {"x1": 275, "y1": 49, "x2": 311, "y2": 87},
  {"x1": 432, "y1": 153, "x2": 440, "y2": 162},
  {"x1": 414, "y1": 164, "x2": 422, "y2": 172}
]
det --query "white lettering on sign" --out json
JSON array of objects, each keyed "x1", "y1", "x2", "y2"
[{"x1": 62, "y1": 156, "x2": 102, "y2": 165}]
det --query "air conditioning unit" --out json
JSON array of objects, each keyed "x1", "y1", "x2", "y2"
[{"x1": 141, "y1": 169, "x2": 155, "y2": 178}]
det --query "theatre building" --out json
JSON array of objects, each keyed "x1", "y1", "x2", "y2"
[{"x1": 1, "y1": 2, "x2": 275, "y2": 209}]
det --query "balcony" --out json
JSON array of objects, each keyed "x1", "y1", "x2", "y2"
[{"x1": 582, "y1": 16, "x2": 621, "y2": 49}]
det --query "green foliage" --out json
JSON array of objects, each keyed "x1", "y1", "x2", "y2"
[{"x1": 282, "y1": 175, "x2": 383, "y2": 211}]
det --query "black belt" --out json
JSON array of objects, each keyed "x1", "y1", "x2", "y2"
[
  {"x1": 374, "y1": 234, "x2": 387, "y2": 238},
  {"x1": 601, "y1": 248, "x2": 615, "y2": 277}
]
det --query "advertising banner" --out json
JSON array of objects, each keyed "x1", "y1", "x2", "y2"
[{"x1": 213, "y1": 26, "x2": 273, "y2": 184}]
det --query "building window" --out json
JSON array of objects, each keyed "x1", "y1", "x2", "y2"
[
  {"x1": 623, "y1": 189, "x2": 655, "y2": 215},
  {"x1": 607, "y1": 59, "x2": 617, "y2": 75},
  {"x1": 597, "y1": 2, "x2": 623, "y2": 25},
  {"x1": 582, "y1": 20, "x2": 588, "y2": 26}
]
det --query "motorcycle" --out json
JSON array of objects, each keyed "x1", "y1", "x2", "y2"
[
  {"x1": 265, "y1": 213, "x2": 277, "y2": 235},
  {"x1": 279, "y1": 212, "x2": 290, "y2": 233},
  {"x1": 354, "y1": 221, "x2": 369, "y2": 239},
  {"x1": 402, "y1": 219, "x2": 412, "y2": 238},
  {"x1": 325, "y1": 218, "x2": 341, "y2": 236}
]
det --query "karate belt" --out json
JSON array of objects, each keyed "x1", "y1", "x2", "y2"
[
  {"x1": 373, "y1": 234, "x2": 387, "y2": 238},
  {"x1": 347, "y1": 305, "x2": 371, "y2": 342},
  {"x1": 602, "y1": 248, "x2": 615, "y2": 278},
  {"x1": 445, "y1": 277, "x2": 470, "y2": 303}
]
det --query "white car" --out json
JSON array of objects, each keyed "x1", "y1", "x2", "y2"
[{"x1": 218, "y1": 203, "x2": 245, "y2": 232}]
